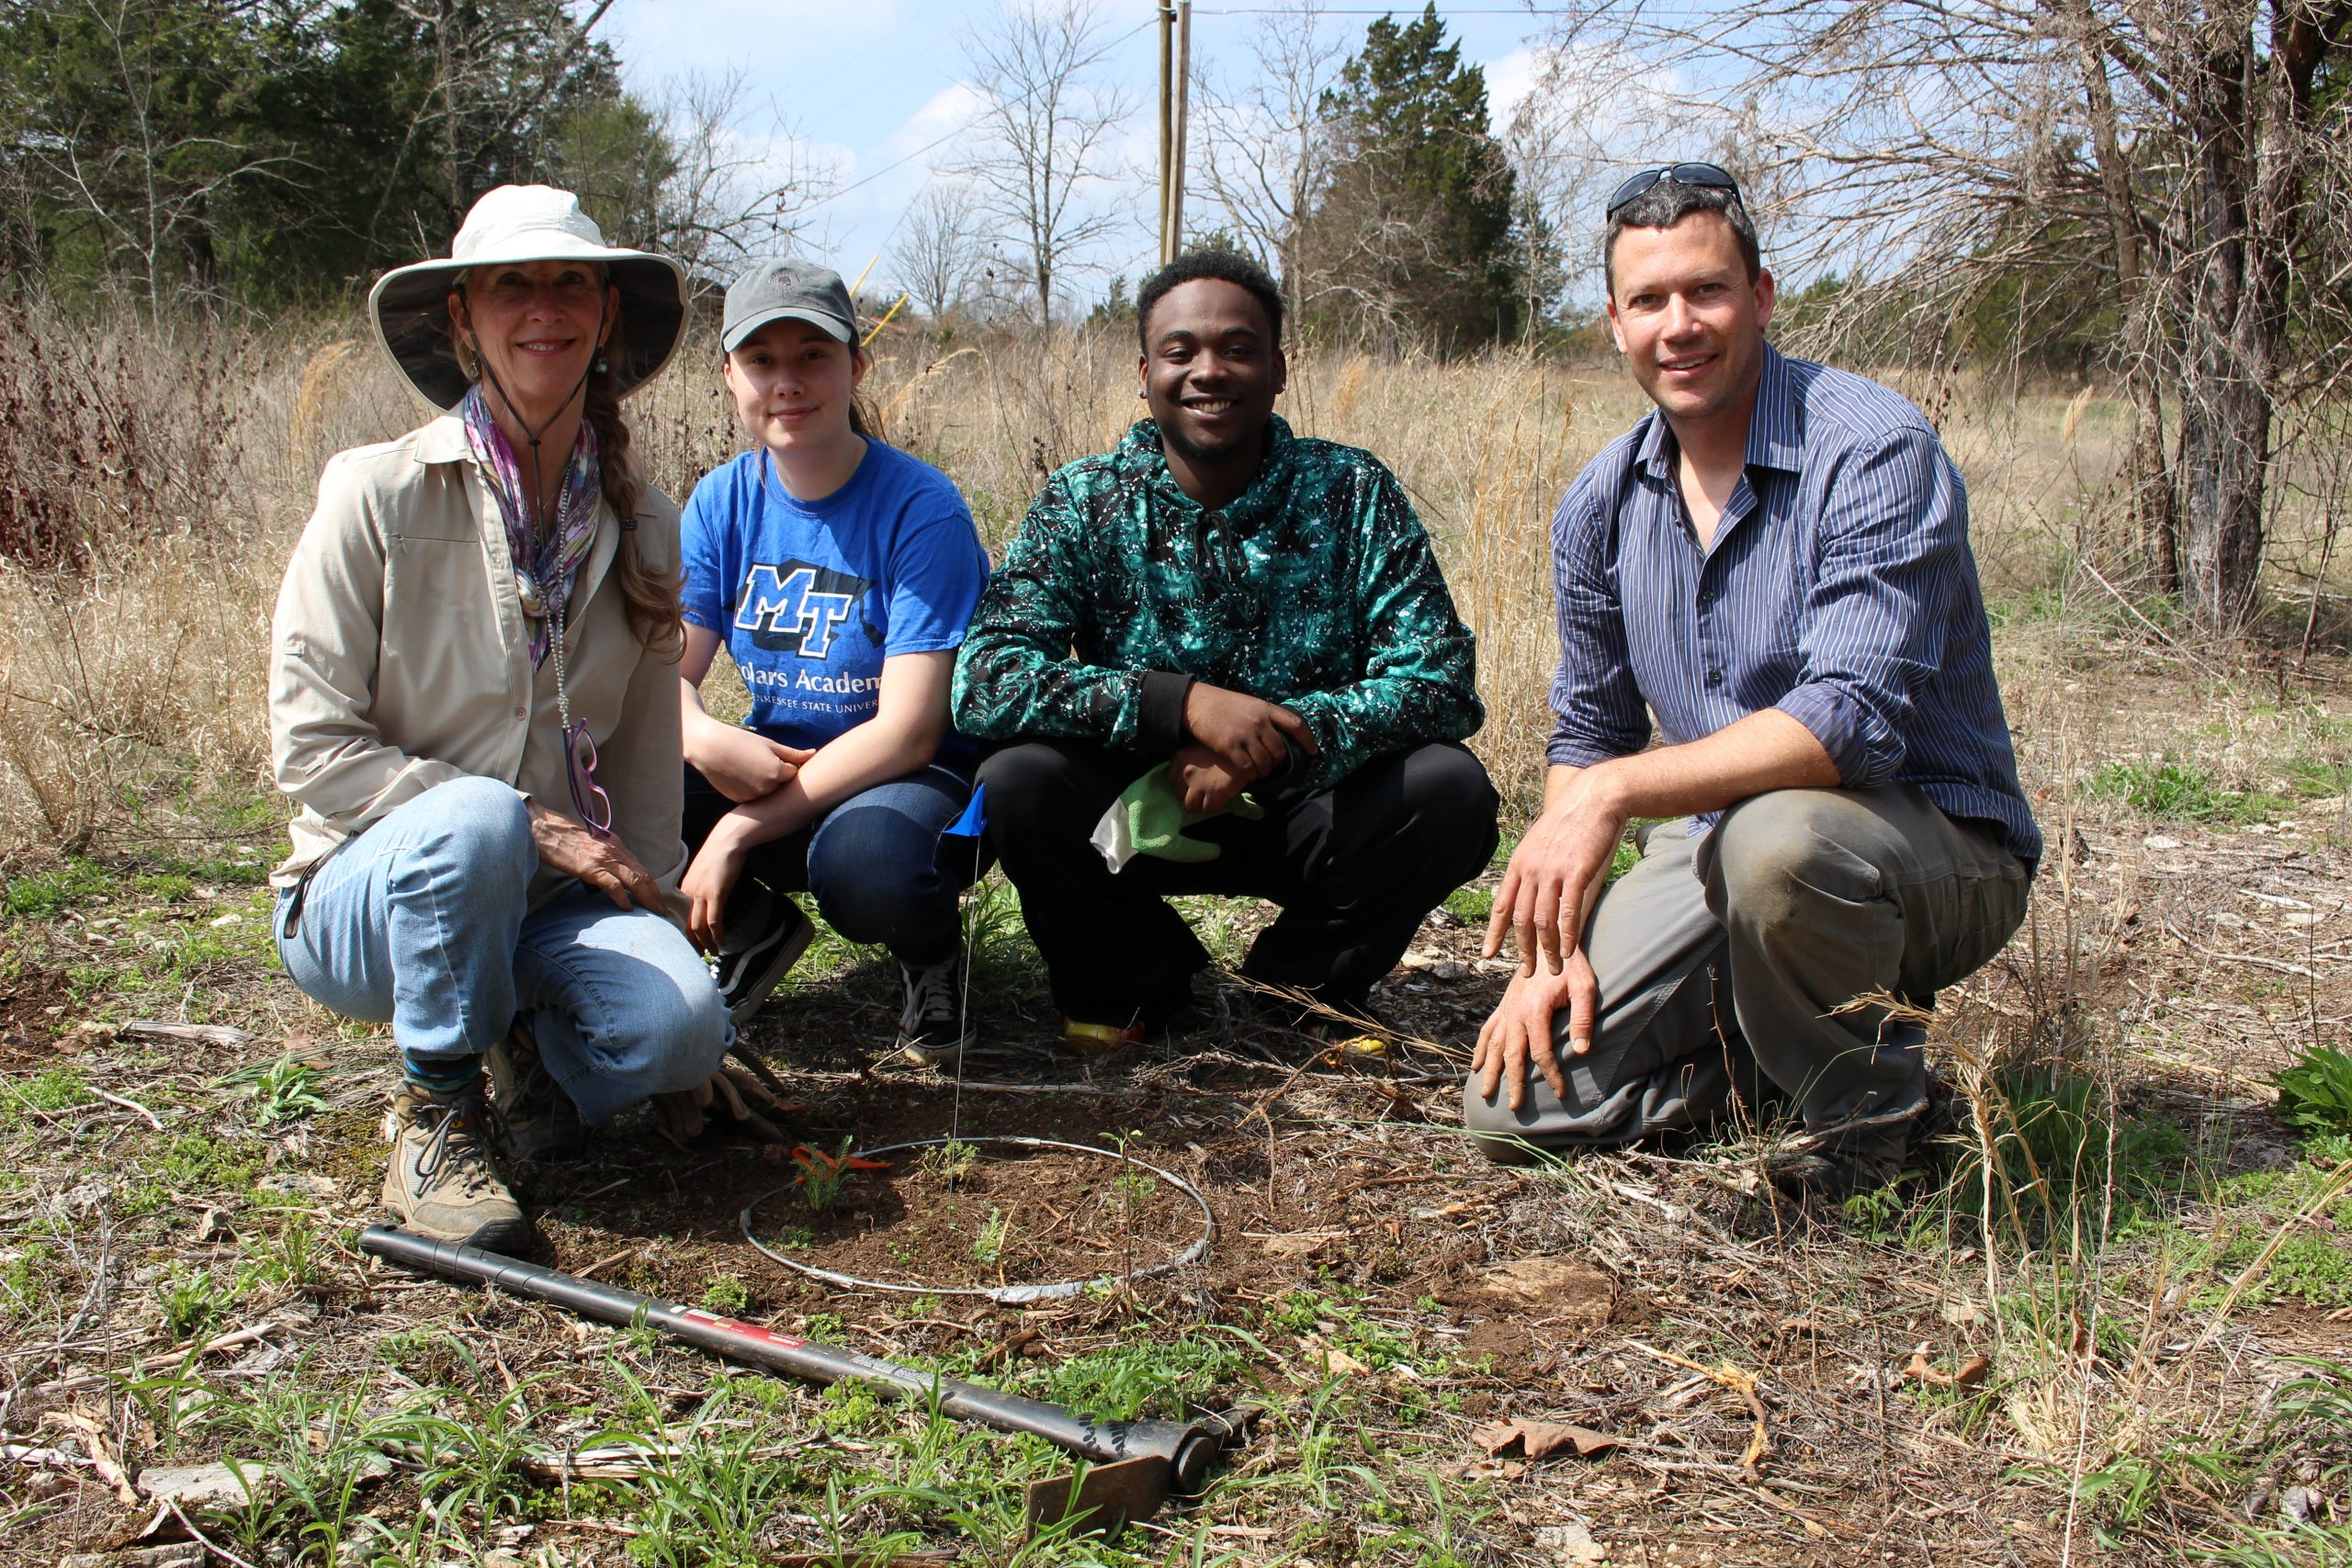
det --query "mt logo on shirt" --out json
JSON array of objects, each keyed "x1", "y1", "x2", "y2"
[{"x1": 734, "y1": 560, "x2": 876, "y2": 657}]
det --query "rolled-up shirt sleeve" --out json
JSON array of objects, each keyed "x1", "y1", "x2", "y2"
[
  {"x1": 1772, "y1": 426, "x2": 1962, "y2": 788},
  {"x1": 1546, "y1": 478, "x2": 1650, "y2": 768}
]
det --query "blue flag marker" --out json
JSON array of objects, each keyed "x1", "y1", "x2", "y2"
[{"x1": 943, "y1": 782, "x2": 988, "y2": 839}]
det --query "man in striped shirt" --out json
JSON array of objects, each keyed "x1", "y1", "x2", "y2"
[{"x1": 1462, "y1": 165, "x2": 2041, "y2": 1194}]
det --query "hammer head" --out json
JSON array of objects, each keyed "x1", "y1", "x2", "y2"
[
  {"x1": 1023, "y1": 1410, "x2": 1246, "y2": 1537},
  {"x1": 1023, "y1": 1455, "x2": 1174, "y2": 1539}
]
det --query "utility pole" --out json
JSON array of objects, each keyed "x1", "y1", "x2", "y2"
[
  {"x1": 1158, "y1": 0, "x2": 1191, "y2": 265},
  {"x1": 1158, "y1": 2, "x2": 1173, "y2": 265}
]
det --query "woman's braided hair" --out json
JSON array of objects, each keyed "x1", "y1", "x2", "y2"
[{"x1": 581, "y1": 320, "x2": 684, "y2": 660}]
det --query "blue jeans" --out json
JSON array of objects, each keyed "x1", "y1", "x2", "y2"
[
  {"x1": 682, "y1": 763, "x2": 981, "y2": 968},
  {"x1": 274, "y1": 776, "x2": 729, "y2": 1125}
]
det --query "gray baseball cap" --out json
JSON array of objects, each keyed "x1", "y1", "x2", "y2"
[{"x1": 722, "y1": 257, "x2": 856, "y2": 352}]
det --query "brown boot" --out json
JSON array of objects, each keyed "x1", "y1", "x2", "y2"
[
  {"x1": 380, "y1": 1081, "x2": 535, "y2": 1251},
  {"x1": 484, "y1": 1025, "x2": 586, "y2": 1163}
]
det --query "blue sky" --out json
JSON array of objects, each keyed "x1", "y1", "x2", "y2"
[{"x1": 599, "y1": 1, "x2": 1566, "y2": 308}]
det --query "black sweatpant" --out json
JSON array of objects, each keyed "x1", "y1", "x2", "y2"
[{"x1": 976, "y1": 739, "x2": 1499, "y2": 1023}]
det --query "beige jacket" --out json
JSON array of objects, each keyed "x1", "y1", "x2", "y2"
[{"x1": 268, "y1": 415, "x2": 688, "y2": 909}]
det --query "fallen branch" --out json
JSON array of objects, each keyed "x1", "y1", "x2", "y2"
[
  {"x1": 1, "y1": 1442, "x2": 92, "y2": 1470},
  {"x1": 161, "y1": 1320, "x2": 281, "y2": 1361},
  {"x1": 118, "y1": 1021, "x2": 255, "y2": 1048},
  {"x1": 2164, "y1": 919, "x2": 2327, "y2": 980},
  {"x1": 85, "y1": 1086, "x2": 163, "y2": 1130}
]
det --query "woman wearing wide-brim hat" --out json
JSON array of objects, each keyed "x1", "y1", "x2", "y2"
[{"x1": 267, "y1": 185, "x2": 763, "y2": 1251}]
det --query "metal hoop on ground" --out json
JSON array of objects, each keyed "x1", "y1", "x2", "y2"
[{"x1": 741, "y1": 1134, "x2": 1216, "y2": 1304}]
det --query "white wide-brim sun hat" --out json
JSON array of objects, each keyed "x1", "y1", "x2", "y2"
[{"x1": 368, "y1": 184, "x2": 690, "y2": 412}]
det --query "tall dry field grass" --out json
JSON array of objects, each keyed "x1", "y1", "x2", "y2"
[{"x1": 8, "y1": 295, "x2": 2347, "y2": 857}]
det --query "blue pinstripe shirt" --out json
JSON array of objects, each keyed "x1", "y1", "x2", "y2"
[{"x1": 1547, "y1": 344, "x2": 2041, "y2": 868}]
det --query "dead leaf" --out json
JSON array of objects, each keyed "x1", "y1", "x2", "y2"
[
  {"x1": 1469, "y1": 1417, "x2": 1619, "y2": 1460},
  {"x1": 1902, "y1": 1348, "x2": 1991, "y2": 1389},
  {"x1": 64, "y1": 1406, "x2": 139, "y2": 1508},
  {"x1": 1300, "y1": 1337, "x2": 1371, "y2": 1378}
]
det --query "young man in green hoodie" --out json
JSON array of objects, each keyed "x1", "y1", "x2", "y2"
[{"x1": 953, "y1": 252, "x2": 1498, "y2": 1050}]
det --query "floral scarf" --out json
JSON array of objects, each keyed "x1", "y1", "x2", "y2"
[{"x1": 460, "y1": 384, "x2": 602, "y2": 668}]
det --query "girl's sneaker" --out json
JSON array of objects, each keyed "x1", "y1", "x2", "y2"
[
  {"x1": 897, "y1": 954, "x2": 972, "y2": 1066},
  {"x1": 714, "y1": 886, "x2": 815, "y2": 1025}
]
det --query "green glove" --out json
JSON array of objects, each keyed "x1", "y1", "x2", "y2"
[{"x1": 1089, "y1": 762, "x2": 1263, "y2": 871}]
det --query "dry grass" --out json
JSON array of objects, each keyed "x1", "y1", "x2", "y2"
[{"x1": 0, "y1": 302, "x2": 2233, "y2": 846}]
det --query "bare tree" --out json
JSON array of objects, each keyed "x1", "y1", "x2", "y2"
[
  {"x1": 1498, "y1": 54, "x2": 1599, "y2": 340},
  {"x1": 953, "y1": 0, "x2": 1134, "y2": 324},
  {"x1": 1496, "y1": 43, "x2": 1711, "y2": 323},
  {"x1": 652, "y1": 72, "x2": 833, "y2": 277},
  {"x1": 1195, "y1": 0, "x2": 1348, "y2": 329},
  {"x1": 1545, "y1": 0, "x2": 2352, "y2": 637},
  {"x1": 39, "y1": 0, "x2": 303, "y2": 314},
  {"x1": 890, "y1": 181, "x2": 989, "y2": 327},
  {"x1": 551, "y1": 70, "x2": 831, "y2": 285}
]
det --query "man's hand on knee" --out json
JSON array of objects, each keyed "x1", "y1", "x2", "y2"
[
  {"x1": 1484, "y1": 772, "x2": 1627, "y2": 974},
  {"x1": 1471, "y1": 956, "x2": 1591, "y2": 1111},
  {"x1": 1182, "y1": 682, "x2": 1317, "y2": 783}
]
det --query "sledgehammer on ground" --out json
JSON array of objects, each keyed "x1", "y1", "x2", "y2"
[{"x1": 357, "y1": 1224, "x2": 1232, "y2": 1533}]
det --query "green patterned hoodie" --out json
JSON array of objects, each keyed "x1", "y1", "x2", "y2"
[{"x1": 952, "y1": 416, "x2": 1482, "y2": 790}]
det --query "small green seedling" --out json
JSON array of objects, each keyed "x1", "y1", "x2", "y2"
[
  {"x1": 791, "y1": 1138, "x2": 888, "y2": 1213},
  {"x1": 920, "y1": 1138, "x2": 980, "y2": 1182},
  {"x1": 701, "y1": 1275, "x2": 751, "y2": 1314},
  {"x1": 159, "y1": 1265, "x2": 232, "y2": 1342},
  {"x1": 1113, "y1": 1168, "x2": 1159, "y2": 1207},
  {"x1": 973, "y1": 1206, "x2": 1009, "y2": 1268},
  {"x1": 214, "y1": 1055, "x2": 328, "y2": 1125}
]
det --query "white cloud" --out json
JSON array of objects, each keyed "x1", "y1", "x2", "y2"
[
  {"x1": 891, "y1": 83, "x2": 989, "y2": 154},
  {"x1": 1484, "y1": 46, "x2": 1546, "y2": 132}
]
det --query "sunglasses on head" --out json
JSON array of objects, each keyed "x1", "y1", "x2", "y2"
[{"x1": 1606, "y1": 163, "x2": 1741, "y2": 219}]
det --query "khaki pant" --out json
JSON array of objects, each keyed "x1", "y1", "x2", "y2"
[{"x1": 1461, "y1": 786, "x2": 2030, "y2": 1159}]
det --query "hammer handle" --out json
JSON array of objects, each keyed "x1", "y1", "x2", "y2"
[{"x1": 357, "y1": 1225, "x2": 1216, "y2": 1488}]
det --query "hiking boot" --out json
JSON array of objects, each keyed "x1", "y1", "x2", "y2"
[
  {"x1": 1763, "y1": 1122, "x2": 1915, "y2": 1200},
  {"x1": 380, "y1": 1081, "x2": 535, "y2": 1252},
  {"x1": 896, "y1": 954, "x2": 971, "y2": 1067},
  {"x1": 713, "y1": 884, "x2": 815, "y2": 1025},
  {"x1": 484, "y1": 1024, "x2": 586, "y2": 1163}
]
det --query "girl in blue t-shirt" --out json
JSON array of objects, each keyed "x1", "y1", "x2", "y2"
[{"x1": 678, "y1": 257, "x2": 990, "y2": 1063}]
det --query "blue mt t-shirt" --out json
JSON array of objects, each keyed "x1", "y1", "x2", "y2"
[{"x1": 680, "y1": 441, "x2": 989, "y2": 762}]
